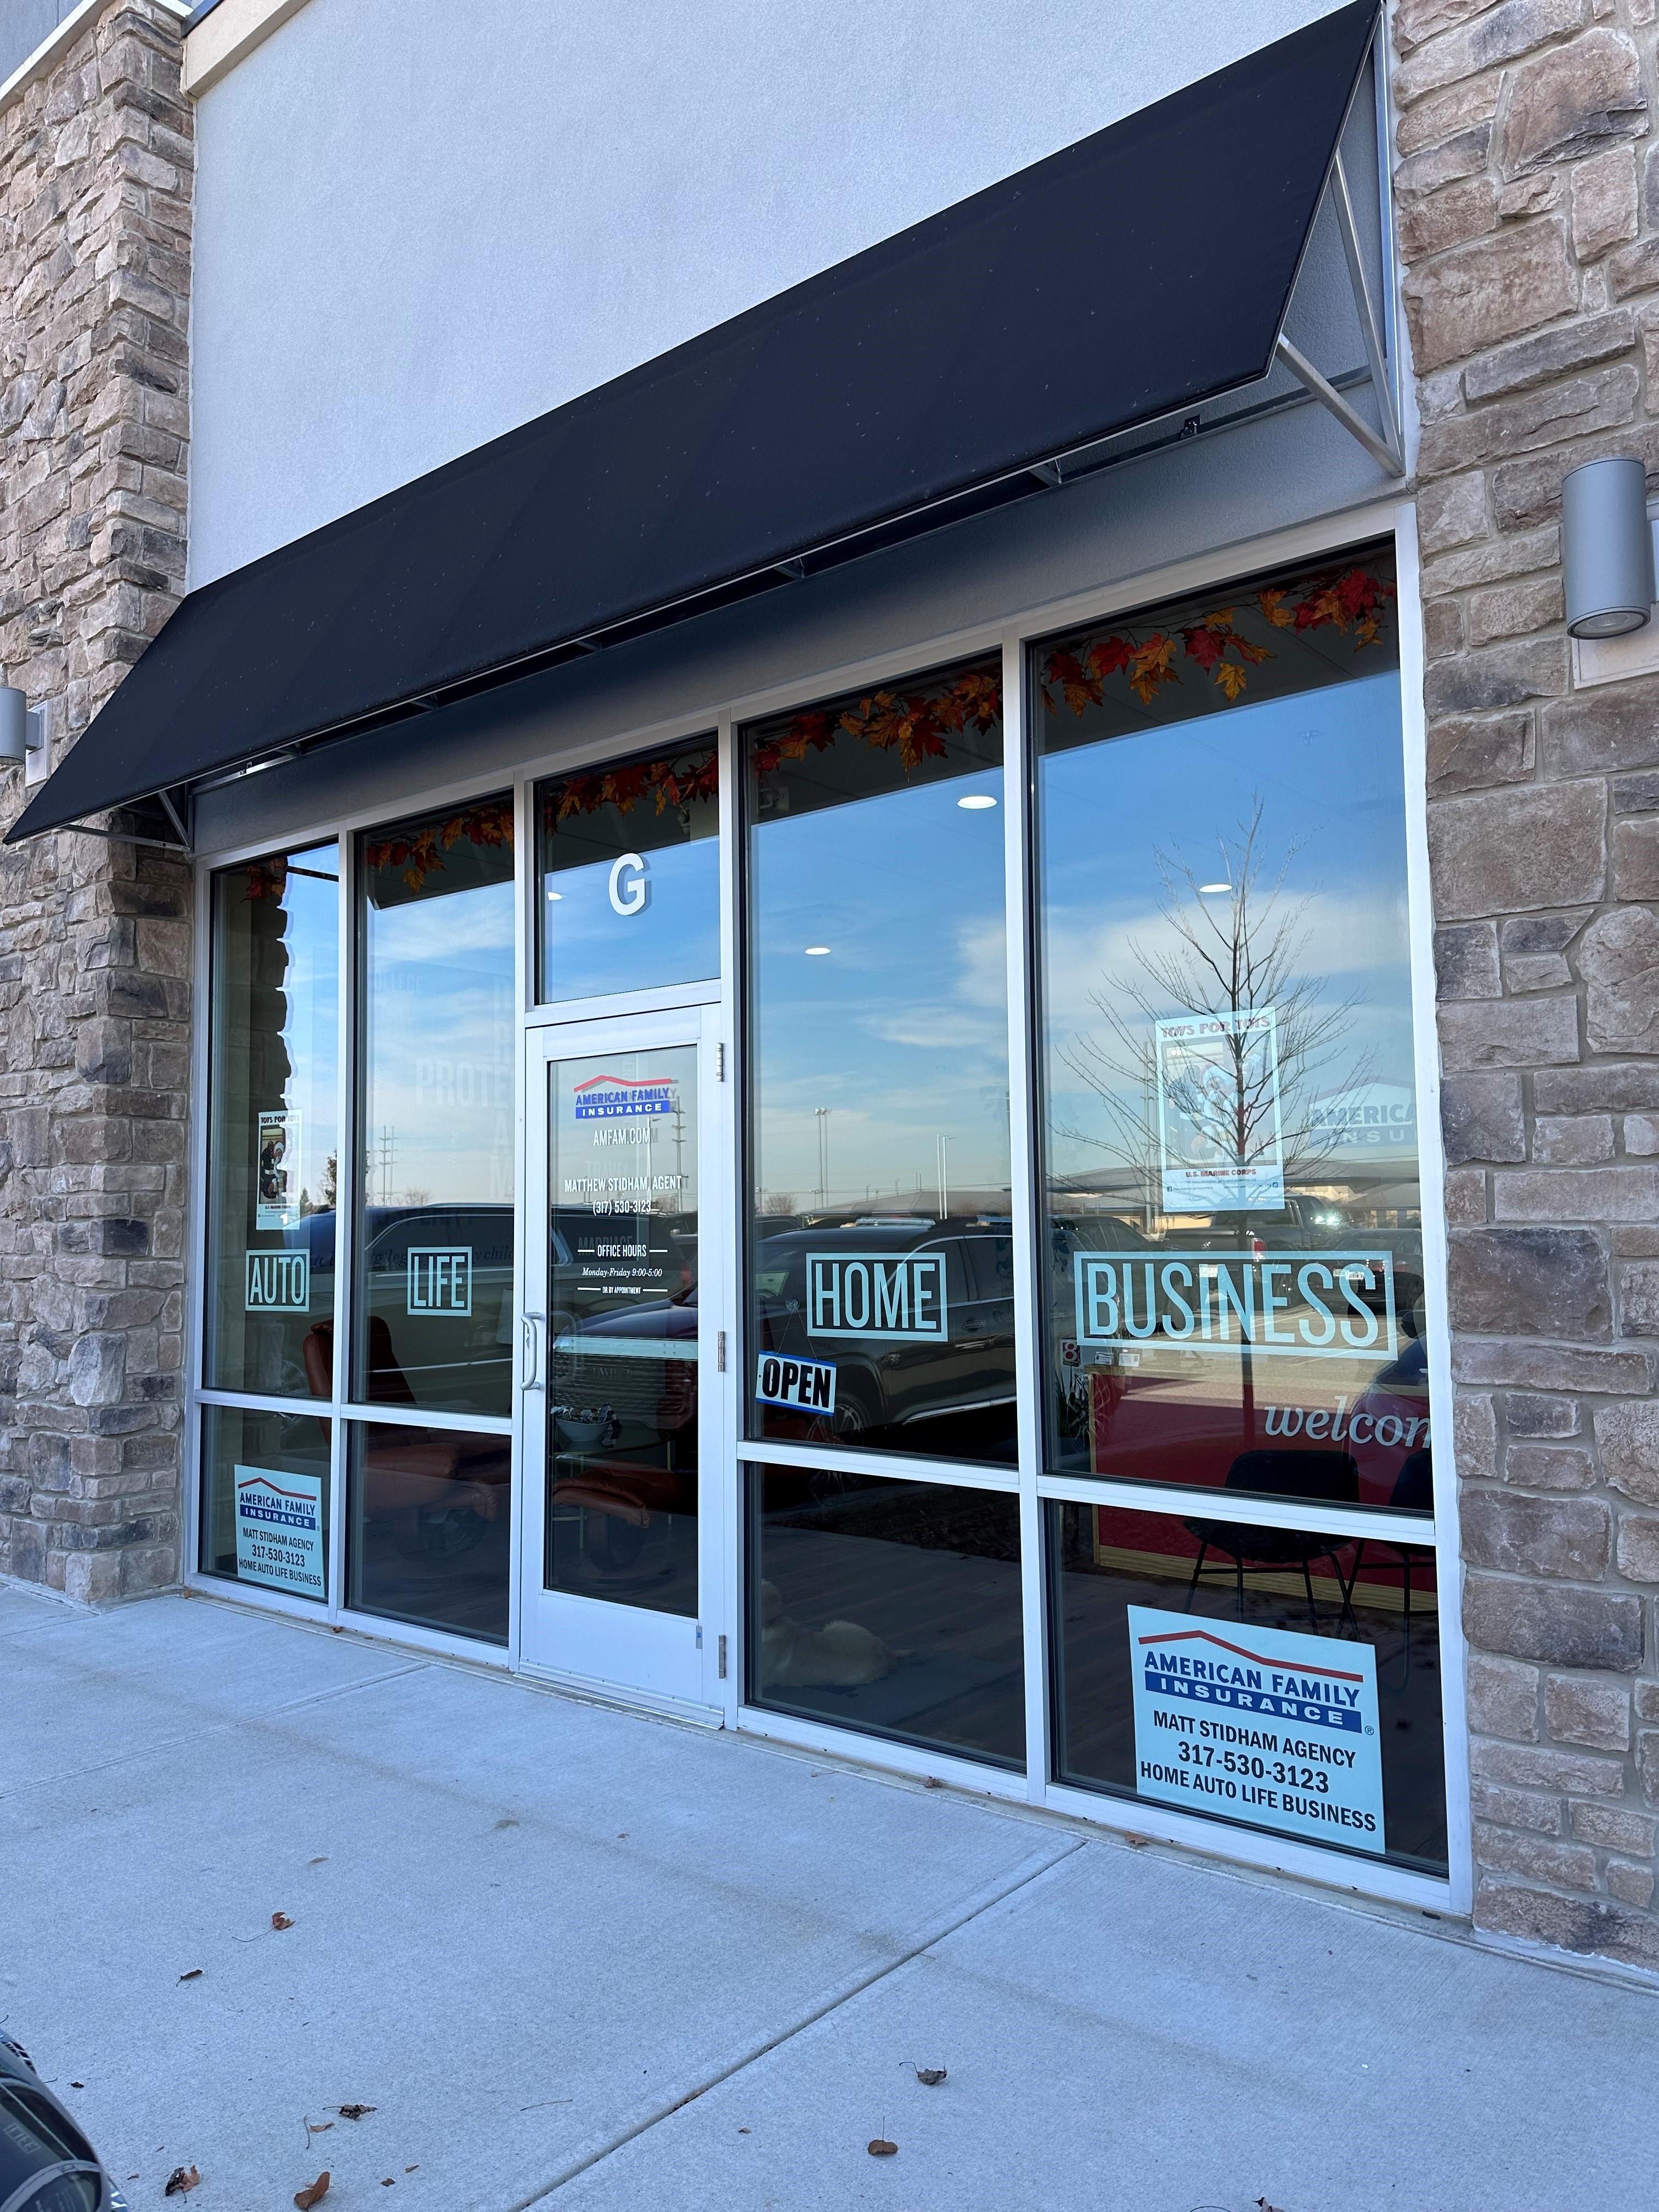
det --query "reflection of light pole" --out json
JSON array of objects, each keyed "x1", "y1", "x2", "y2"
[
  {"x1": 936, "y1": 1133, "x2": 950, "y2": 1222},
  {"x1": 815, "y1": 1107, "x2": 831, "y2": 1211}
]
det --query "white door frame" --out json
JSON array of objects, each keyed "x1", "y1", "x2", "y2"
[{"x1": 518, "y1": 1003, "x2": 732, "y2": 1720}]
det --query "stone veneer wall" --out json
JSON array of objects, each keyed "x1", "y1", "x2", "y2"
[
  {"x1": 1397, "y1": 0, "x2": 1659, "y2": 1967},
  {"x1": 0, "y1": 0, "x2": 192, "y2": 1601}
]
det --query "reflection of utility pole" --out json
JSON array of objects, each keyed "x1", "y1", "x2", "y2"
[
  {"x1": 815, "y1": 1107, "x2": 831, "y2": 1211},
  {"x1": 375, "y1": 1126, "x2": 397, "y2": 1206},
  {"x1": 936, "y1": 1133, "x2": 950, "y2": 1222},
  {"x1": 672, "y1": 1093, "x2": 685, "y2": 1189}
]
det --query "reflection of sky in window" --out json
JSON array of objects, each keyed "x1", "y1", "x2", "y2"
[
  {"x1": 752, "y1": 769, "x2": 1009, "y2": 1208},
  {"x1": 365, "y1": 883, "x2": 515, "y2": 1203},
  {"x1": 279, "y1": 849, "x2": 338, "y2": 1213},
  {"x1": 1039, "y1": 670, "x2": 1414, "y2": 1189},
  {"x1": 542, "y1": 842, "x2": 719, "y2": 998}
]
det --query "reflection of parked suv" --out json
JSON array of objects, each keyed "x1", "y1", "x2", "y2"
[
  {"x1": 754, "y1": 1219, "x2": 1014, "y2": 1437},
  {"x1": 359, "y1": 1202, "x2": 516, "y2": 1405}
]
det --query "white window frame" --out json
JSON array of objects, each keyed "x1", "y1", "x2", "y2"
[{"x1": 181, "y1": 491, "x2": 1466, "y2": 1915}]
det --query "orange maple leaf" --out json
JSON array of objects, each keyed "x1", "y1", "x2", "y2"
[
  {"x1": 1258, "y1": 587, "x2": 1295, "y2": 629},
  {"x1": 1127, "y1": 634, "x2": 1178, "y2": 704}
]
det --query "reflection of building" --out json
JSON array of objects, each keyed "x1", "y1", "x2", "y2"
[{"x1": 7, "y1": 0, "x2": 1659, "y2": 1979}]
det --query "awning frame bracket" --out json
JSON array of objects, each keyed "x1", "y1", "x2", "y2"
[{"x1": 1274, "y1": 140, "x2": 1404, "y2": 479}]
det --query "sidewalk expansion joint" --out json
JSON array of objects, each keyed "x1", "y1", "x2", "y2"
[{"x1": 506, "y1": 1836, "x2": 1087, "y2": 2209}]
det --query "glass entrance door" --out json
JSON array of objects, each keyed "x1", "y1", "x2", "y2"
[{"x1": 520, "y1": 1008, "x2": 724, "y2": 1707}]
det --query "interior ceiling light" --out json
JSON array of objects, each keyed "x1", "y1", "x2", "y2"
[
  {"x1": 1199, "y1": 882, "x2": 1233, "y2": 894},
  {"x1": 545, "y1": 889, "x2": 563, "y2": 900},
  {"x1": 804, "y1": 945, "x2": 831, "y2": 956},
  {"x1": 957, "y1": 793, "x2": 998, "y2": 810}
]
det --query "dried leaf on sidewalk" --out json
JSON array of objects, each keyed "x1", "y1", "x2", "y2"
[
  {"x1": 338, "y1": 2104, "x2": 376, "y2": 2120},
  {"x1": 867, "y1": 2138, "x2": 898, "y2": 2157},
  {"x1": 178, "y1": 1969, "x2": 202, "y2": 1982},
  {"x1": 163, "y1": 2168, "x2": 200, "y2": 2198},
  {"x1": 912, "y1": 2066, "x2": 947, "y2": 2086},
  {"x1": 272, "y1": 1912, "x2": 295, "y2": 1931},
  {"x1": 294, "y1": 2173, "x2": 330, "y2": 2209}
]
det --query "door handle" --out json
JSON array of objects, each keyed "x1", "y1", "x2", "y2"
[{"x1": 521, "y1": 1313, "x2": 545, "y2": 1391}]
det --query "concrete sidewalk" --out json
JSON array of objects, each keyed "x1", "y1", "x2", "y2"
[{"x1": 1, "y1": 1584, "x2": 1649, "y2": 2211}]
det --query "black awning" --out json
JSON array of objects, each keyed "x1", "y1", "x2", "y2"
[{"x1": 10, "y1": 1, "x2": 1378, "y2": 844}]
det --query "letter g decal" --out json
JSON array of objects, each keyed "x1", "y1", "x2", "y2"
[{"x1": 608, "y1": 853, "x2": 649, "y2": 916}]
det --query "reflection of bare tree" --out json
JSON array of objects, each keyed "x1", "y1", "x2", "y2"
[
  {"x1": 761, "y1": 1191, "x2": 797, "y2": 1216},
  {"x1": 1058, "y1": 798, "x2": 1368, "y2": 1211}
]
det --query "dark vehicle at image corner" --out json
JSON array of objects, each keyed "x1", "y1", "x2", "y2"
[{"x1": 0, "y1": 2036, "x2": 125, "y2": 2212}]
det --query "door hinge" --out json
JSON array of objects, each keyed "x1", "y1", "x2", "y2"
[
  {"x1": 716, "y1": 1329, "x2": 727, "y2": 1372},
  {"x1": 718, "y1": 1633, "x2": 728, "y2": 1679}
]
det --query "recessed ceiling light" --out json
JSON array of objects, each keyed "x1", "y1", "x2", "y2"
[
  {"x1": 545, "y1": 889, "x2": 563, "y2": 901},
  {"x1": 957, "y1": 793, "x2": 997, "y2": 810},
  {"x1": 1199, "y1": 882, "x2": 1233, "y2": 895},
  {"x1": 804, "y1": 945, "x2": 831, "y2": 956}
]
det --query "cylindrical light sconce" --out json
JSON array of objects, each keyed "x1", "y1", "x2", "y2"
[
  {"x1": 0, "y1": 686, "x2": 31, "y2": 765},
  {"x1": 1563, "y1": 456, "x2": 1655, "y2": 639}
]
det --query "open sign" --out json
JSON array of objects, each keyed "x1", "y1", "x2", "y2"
[{"x1": 755, "y1": 1353, "x2": 837, "y2": 1413}]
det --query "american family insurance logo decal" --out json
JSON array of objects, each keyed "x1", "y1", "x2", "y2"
[
  {"x1": 1126, "y1": 1605, "x2": 1385, "y2": 1854},
  {"x1": 1073, "y1": 1249, "x2": 1397, "y2": 1361},
  {"x1": 234, "y1": 1466, "x2": 325, "y2": 1600},
  {"x1": 573, "y1": 1074, "x2": 675, "y2": 1120}
]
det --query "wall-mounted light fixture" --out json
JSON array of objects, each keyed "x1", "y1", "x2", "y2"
[
  {"x1": 0, "y1": 686, "x2": 46, "y2": 770},
  {"x1": 1563, "y1": 456, "x2": 1657, "y2": 639}
]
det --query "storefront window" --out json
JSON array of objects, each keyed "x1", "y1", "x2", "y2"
[
  {"x1": 1048, "y1": 1498, "x2": 1446, "y2": 1872},
  {"x1": 538, "y1": 740, "x2": 718, "y2": 1000},
  {"x1": 1034, "y1": 549, "x2": 1425, "y2": 1513},
  {"x1": 743, "y1": 657, "x2": 1014, "y2": 1465},
  {"x1": 748, "y1": 1468, "x2": 1024, "y2": 1767},
  {"x1": 199, "y1": 1404, "x2": 331, "y2": 1604},
  {"x1": 354, "y1": 798, "x2": 516, "y2": 1418},
  {"x1": 205, "y1": 844, "x2": 338, "y2": 1395},
  {"x1": 346, "y1": 1420, "x2": 510, "y2": 1643}
]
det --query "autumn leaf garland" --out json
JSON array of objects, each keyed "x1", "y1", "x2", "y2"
[
  {"x1": 754, "y1": 662, "x2": 1001, "y2": 777},
  {"x1": 244, "y1": 566, "x2": 1390, "y2": 904},
  {"x1": 363, "y1": 797, "x2": 514, "y2": 895},
  {"x1": 547, "y1": 746, "x2": 719, "y2": 829},
  {"x1": 1041, "y1": 565, "x2": 1394, "y2": 717}
]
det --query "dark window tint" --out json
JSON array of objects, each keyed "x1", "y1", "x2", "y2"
[
  {"x1": 744, "y1": 657, "x2": 1014, "y2": 1465},
  {"x1": 1049, "y1": 1497, "x2": 1446, "y2": 1874},
  {"x1": 1035, "y1": 548, "x2": 1427, "y2": 1511},
  {"x1": 538, "y1": 740, "x2": 719, "y2": 1000},
  {"x1": 199, "y1": 1404, "x2": 331, "y2": 1602},
  {"x1": 205, "y1": 844, "x2": 338, "y2": 1395},
  {"x1": 347, "y1": 1420, "x2": 510, "y2": 1644},
  {"x1": 355, "y1": 798, "x2": 515, "y2": 1418},
  {"x1": 748, "y1": 1467, "x2": 1024, "y2": 1769}
]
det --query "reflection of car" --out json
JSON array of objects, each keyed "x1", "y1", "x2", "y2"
[
  {"x1": 549, "y1": 1288, "x2": 698, "y2": 1453},
  {"x1": 754, "y1": 1220, "x2": 1014, "y2": 1438},
  {"x1": 359, "y1": 1202, "x2": 517, "y2": 1407},
  {"x1": 1, "y1": 2032, "x2": 127, "y2": 2209}
]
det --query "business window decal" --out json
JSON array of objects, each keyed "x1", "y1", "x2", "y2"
[
  {"x1": 245, "y1": 1248, "x2": 310, "y2": 1313},
  {"x1": 1071, "y1": 1249, "x2": 1398, "y2": 1361},
  {"x1": 1127, "y1": 1605, "x2": 1385, "y2": 1853},
  {"x1": 234, "y1": 1465, "x2": 325, "y2": 1599},
  {"x1": 804, "y1": 1252, "x2": 949, "y2": 1342},
  {"x1": 406, "y1": 1246, "x2": 473, "y2": 1316}
]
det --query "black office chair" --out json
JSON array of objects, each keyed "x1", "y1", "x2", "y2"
[
  {"x1": 1341, "y1": 1449, "x2": 1434, "y2": 1678},
  {"x1": 1184, "y1": 1449, "x2": 1360, "y2": 1633}
]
